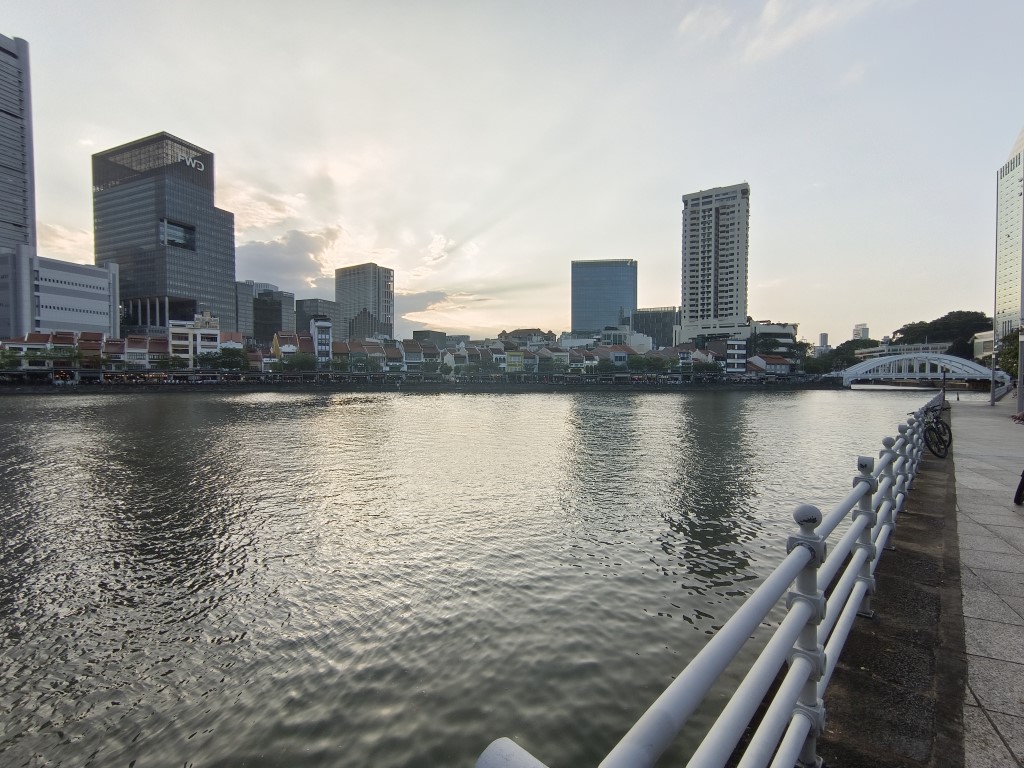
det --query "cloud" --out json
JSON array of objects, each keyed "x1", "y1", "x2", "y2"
[
  {"x1": 841, "y1": 61, "x2": 868, "y2": 86},
  {"x1": 37, "y1": 222, "x2": 93, "y2": 263},
  {"x1": 744, "y1": 0, "x2": 878, "y2": 62},
  {"x1": 218, "y1": 180, "x2": 305, "y2": 234},
  {"x1": 237, "y1": 227, "x2": 342, "y2": 292},
  {"x1": 678, "y1": 5, "x2": 735, "y2": 42},
  {"x1": 396, "y1": 290, "x2": 498, "y2": 337}
]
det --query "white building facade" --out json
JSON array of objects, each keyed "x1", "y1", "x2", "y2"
[
  {"x1": 679, "y1": 183, "x2": 750, "y2": 343},
  {"x1": 996, "y1": 128, "x2": 1024, "y2": 341},
  {"x1": 0, "y1": 249, "x2": 120, "y2": 339}
]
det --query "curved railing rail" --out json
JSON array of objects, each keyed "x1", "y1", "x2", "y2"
[{"x1": 477, "y1": 392, "x2": 943, "y2": 768}]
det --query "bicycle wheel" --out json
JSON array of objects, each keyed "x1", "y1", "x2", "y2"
[
  {"x1": 924, "y1": 425, "x2": 948, "y2": 458},
  {"x1": 934, "y1": 419, "x2": 952, "y2": 447}
]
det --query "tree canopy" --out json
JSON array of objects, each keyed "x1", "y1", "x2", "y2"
[{"x1": 891, "y1": 311, "x2": 990, "y2": 353}]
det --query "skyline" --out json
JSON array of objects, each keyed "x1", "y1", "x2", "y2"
[{"x1": 5, "y1": 1, "x2": 1021, "y2": 343}]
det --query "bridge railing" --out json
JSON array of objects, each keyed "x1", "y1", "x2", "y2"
[{"x1": 477, "y1": 391, "x2": 943, "y2": 768}]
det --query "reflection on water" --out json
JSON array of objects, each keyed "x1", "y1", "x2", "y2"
[{"x1": 0, "y1": 388, "x2": 949, "y2": 767}]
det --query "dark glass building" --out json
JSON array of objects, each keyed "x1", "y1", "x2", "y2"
[
  {"x1": 253, "y1": 289, "x2": 295, "y2": 345},
  {"x1": 335, "y1": 263, "x2": 394, "y2": 341},
  {"x1": 630, "y1": 306, "x2": 681, "y2": 349},
  {"x1": 570, "y1": 259, "x2": 637, "y2": 335},
  {"x1": 0, "y1": 33, "x2": 34, "y2": 253},
  {"x1": 93, "y1": 133, "x2": 236, "y2": 332},
  {"x1": 296, "y1": 297, "x2": 342, "y2": 335}
]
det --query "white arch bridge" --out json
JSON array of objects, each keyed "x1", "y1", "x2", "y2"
[{"x1": 839, "y1": 353, "x2": 1010, "y2": 388}]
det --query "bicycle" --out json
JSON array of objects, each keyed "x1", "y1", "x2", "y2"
[{"x1": 914, "y1": 403, "x2": 952, "y2": 458}]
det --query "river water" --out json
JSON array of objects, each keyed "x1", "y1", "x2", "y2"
[{"x1": 0, "y1": 388, "x2": 958, "y2": 767}]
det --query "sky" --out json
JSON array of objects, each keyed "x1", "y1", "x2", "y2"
[{"x1": 5, "y1": 0, "x2": 1022, "y2": 343}]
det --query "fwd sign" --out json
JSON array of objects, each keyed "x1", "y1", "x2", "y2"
[{"x1": 178, "y1": 155, "x2": 205, "y2": 171}]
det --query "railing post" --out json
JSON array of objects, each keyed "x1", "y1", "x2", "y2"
[
  {"x1": 853, "y1": 456, "x2": 878, "y2": 618},
  {"x1": 878, "y1": 437, "x2": 898, "y2": 549},
  {"x1": 786, "y1": 504, "x2": 827, "y2": 768},
  {"x1": 896, "y1": 423, "x2": 914, "y2": 492}
]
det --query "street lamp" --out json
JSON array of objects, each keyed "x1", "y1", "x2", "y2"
[{"x1": 991, "y1": 339, "x2": 1002, "y2": 406}]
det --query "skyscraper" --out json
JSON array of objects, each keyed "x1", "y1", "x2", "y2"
[
  {"x1": 570, "y1": 259, "x2": 638, "y2": 335},
  {"x1": 0, "y1": 33, "x2": 34, "y2": 253},
  {"x1": 335, "y1": 263, "x2": 394, "y2": 341},
  {"x1": 93, "y1": 132, "x2": 236, "y2": 332},
  {"x1": 679, "y1": 183, "x2": 750, "y2": 343},
  {"x1": 995, "y1": 129, "x2": 1024, "y2": 341}
]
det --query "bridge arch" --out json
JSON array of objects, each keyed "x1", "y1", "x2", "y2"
[{"x1": 840, "y1": 353, "x2": 1008, "y2": 388}]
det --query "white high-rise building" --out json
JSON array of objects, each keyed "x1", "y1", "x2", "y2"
[
  {"x1": 679, "y1": 183, "x2": 750, "y2": 343},
  {"x1": 995, "y1": 128, "x2": 1024, "y2": 341},
  {"x1": 852, "y1": 323, "x2": 870, "y2": 340}
]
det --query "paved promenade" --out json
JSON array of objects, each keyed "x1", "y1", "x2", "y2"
[
  {"x1": 816, "y1": 393, "x2": 1022, "y2": 767},
  {"x1": 952, "y1": 396, "x2": 1024, "y2": 767}
]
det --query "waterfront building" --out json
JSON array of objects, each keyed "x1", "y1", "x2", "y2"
[
  {"x1": 497, "y1": 328, "x2": 557, "y2": 350},
  {"x1": 235, "y1": 281, "x2": 255, "y2": 341},
  {"x1": 168, "y1": 311, "x2": 220, "y2": 368},
  {"x1": 972, "y1": 329, "x2": 994, "y2": 364},
  {"x1": 252, "y1": 289, "x2": 295, "y2": 345},
  {"x1": 412, "y1": 329, "x2": 446, "y2": 348},
  {"x1": 749, "y1": 354, "x2": 793, "y2": 376},
  {"x1": 750, "y1": 321, "x2": 799, "y2": 358},
  {"x1": 570, "y1": 259, "x2": 637, "y2": 335},
  {"x1": 630, "y1": 307, "x2": 680, "y2": 349},
  {"x1": 296, "y1": 298, "x2": 342, "y2": 338},
  {"x1": 853, "y1": 341, "x2": 952, "y2": 360},
  {"x1": 93, "y1": 132, "x2": 236, "y2": 332},
  {"x1": 0, "y1": 250, "x2": 119, "y2": 338},
  {"x1": 996, "y1": 128, "x2": 1024, "y2": 340},
  {"x1": 726, "y1": 338, "x2": 747, "y2": 375},
  {"x1": 335, "y1": 262, "x2": 394, "y2": 341},
  {"x1": 680, "y1": 183, "x2": 749, "y2": 343},
  {"x1": 305, "y1": 315, "x2": 333, "y2": 368},
  {"x1": 0, "y1": 34, "x2": 34, "y2": 255}
]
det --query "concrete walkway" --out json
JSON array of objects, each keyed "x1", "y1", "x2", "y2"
[{"x1": 952, "y1": 396, "x2": 1024, "y2": 767}]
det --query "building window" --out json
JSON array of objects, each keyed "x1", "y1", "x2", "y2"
[{"x1": 159, "y1": 219, "x2": 197, "y2": 250}]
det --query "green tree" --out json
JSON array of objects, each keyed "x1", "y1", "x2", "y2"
[
  {"x1": 596, "y1": 359, "x2": 618, "y2": 373},
  {"x1": 998, "y1": 330, "x2": 1019, "y2": 379},
  {"x1": 693, "y1": 361, "x2": 723, "y2": 376},
  {"x1": 0, "y1": 348, "x2": 21, "y2": 370},
  {"x1": 752, "y1": 334, "x2": 778, "y2": 357},
  {"x1": 284, "y1": 352, "x2": 318, "y2": 371},
  {"x1": 439, "y1": 363, "x2": 453, "y2": 377},
  {"x1": 830, "y1": 338, "x2": 880, "y2": 368},
  {"x1": 196, "y1": 351, "x2": 221, "y2": 369},
  {"x1": 154, "y1": 356, "x2": 189, "y2": 370},
  {"x1": 219, "y1": 348, "x2": 250, "y2": 371},
  {"x1": 626, "y1": 355, "x2": 648, "y2": 372},
  {"x1": 891, "y1": 311, "x2": 991, "y2": 360}
]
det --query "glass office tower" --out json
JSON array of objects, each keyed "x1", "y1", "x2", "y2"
[
  {"x1": 93, "y1": 132, "x2": 236, "y2": 332},
  {"x1": 0, "y1": 33, "x2": 34, "y2": 253},
  {"x1": 570, "y1": 259, "x2": 638, "y2": 335},
  {"x1": 335, "y1": 263, "x2": 394, "y2": 341}
]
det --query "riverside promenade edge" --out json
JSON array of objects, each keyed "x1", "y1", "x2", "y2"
[{"x1": 818, "y1": 396, "x2": 1023, "y2": 767}]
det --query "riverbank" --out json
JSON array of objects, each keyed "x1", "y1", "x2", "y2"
[{"x1": 0, "y1": 378, "x2": 846, "y2": 396}]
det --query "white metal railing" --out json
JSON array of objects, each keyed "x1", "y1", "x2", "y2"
[{"x1": 477, "y1": 392, "x2": 942, "y2": 768}]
